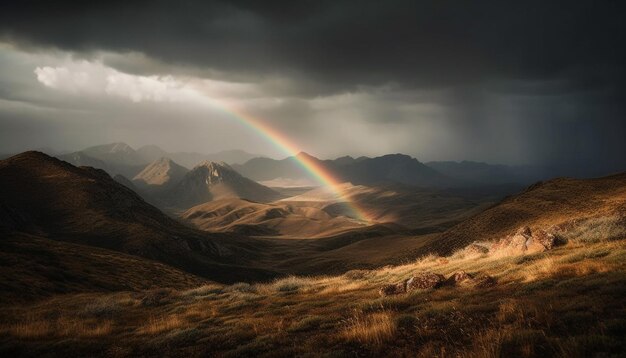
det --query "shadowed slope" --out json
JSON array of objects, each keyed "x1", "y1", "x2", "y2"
[
  {"x1": 0, "y1": 232, "x2": 208, "y2": 303},
  {"x1": 0, "y1": 152, "x2": 278, "y2": 283}
]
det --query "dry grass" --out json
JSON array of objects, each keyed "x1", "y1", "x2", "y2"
[
  {"x1": 136, "y1": 315, "x2": 185, "y2": 335},
  {"x1": 341, "y1": 310, "x2": 396, "y2": 346},
  {"x1": 6, "y1": 316, "x2": 113, "y2": 338},
  {"x1": 1, "y1": 213, "x2": 624, "y2": 357}
]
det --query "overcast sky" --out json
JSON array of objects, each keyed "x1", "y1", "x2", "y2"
[{"x1": 0, "y1": 1, "x2": 625, "y2": 173}]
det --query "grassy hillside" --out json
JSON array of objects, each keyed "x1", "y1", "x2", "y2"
[
  {"x1": 431, "y1": 173, "x2": 626, "y2": 255},
  {"x1": 1, "y1": 213, "x2": 624, "y2": 357},
  {"x1": 0, "y1": 233, "x2": 208, "y2": 304},
  {"x1": 182, "y1": 198, "x2": 364, "y2": 238}
]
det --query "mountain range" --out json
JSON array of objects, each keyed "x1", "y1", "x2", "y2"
[
  {"x1": 56, "y1": 143, "x2": 259, "y2": 178},
  {"x1": 233, "y1": 152, "x2": 547, "y2": 188},
  {"x1": 25, "y1": 142, "x2": 551, "y2": 191}
]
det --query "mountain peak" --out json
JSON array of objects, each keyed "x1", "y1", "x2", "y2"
[
  {"x1": 133, "y1": 157, "x2": 188, "y2": 187},
  {"x1": 167, "y1": 159, "x2": 282, "y2": 208},
  {"x1": 378, "y1": 153, "x2": 416, "y2": 161},
  {"x1": 109, "y1": 142, "x2": 134, "y2": 153},
  {"x1": 294, "y1": 152, "x2": 319, "y2": 161},
  {"x1": 195, "y1": 160, "x2": 232, "y2": 171},
  {"x1": 83, "y1": 142, "x2": 134, "y2": 154},
  {"x1": 192, "y1": 161, "x2": 238, "y2": 184}
]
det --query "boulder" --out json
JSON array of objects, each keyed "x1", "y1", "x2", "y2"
[
  {"x1": 492, "y1": 226, "x2": 549, "y2": 254},
  {"x1": 533, "y1": 229, "x2": 558, "y2": 250},
  {"x1": 445, "y1": 270, "x2": 473, "y2": 286},
  {"x1": 472, "y1": 273, "x2": 497, "y2": 288},
  {"x1": 379, "y1": 281, "x2": 407, "y2": 296},
  {"x1": 406, "y1": 272, "x2": 445, "y2": 291},
  {"x1": 524, "y1": 237, "x2": 548, "y2": 253},
  {"x1": 516, "y1": 226, "x2": 532, "y2": 238},
  {"x1": 509, "y1": 234, "x2": 530, "y2": 252}
]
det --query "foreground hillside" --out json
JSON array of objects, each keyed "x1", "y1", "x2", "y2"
[
  {"x1": 0, "y1": 233, "x2": 208, "y2": 304},
  {"x1": 0, "y1": 152, "x2": 278, "y2": 283},
  {"x1": 434, "y1": 173, "x2": 626, "y2": 255},
  {"x1": 0, "y1": 211, "x2": 624, "y2": 357}
]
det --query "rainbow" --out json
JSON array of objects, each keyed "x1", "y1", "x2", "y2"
[{"x1": 205, "y1": 101, "x2": 372, "y2": 224}]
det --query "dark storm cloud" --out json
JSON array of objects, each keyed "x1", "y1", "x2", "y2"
[
  {"x1": 2, "y1": 0, "x2": 625, "y2": 94},
  {"x1": 0, "y1": 1, "x2": 625, "y2": 174}
]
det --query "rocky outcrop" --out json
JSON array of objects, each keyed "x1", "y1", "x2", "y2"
[
  {"x1": 406, "y1": 272, "x2": 445, "y2": 291},
  {"x1": 492, "y1": 226, "x2": 563, "y2": 254},
  {"x1": 445, "y1": 270, "x2": 473, "y2": 286},
  {"x1": 533, "y1": 229, "x2": 559, "y2": 250},
  {"x1": 472, "y1": 273, "x2": 498, "y2": 288},
  {"x1": 379, "y1": 271, "x2": 496, "y2": 296}
]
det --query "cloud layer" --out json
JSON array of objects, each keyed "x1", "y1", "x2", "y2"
[{"x1": 0, "y1": 1, "x2": 625, "y2": 175}]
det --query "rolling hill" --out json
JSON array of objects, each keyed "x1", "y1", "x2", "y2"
[
  {"x1": 0, "y1": 152, "x2": 278, "y2": 283},
  {"x1": 282, "y1": 183, "x2": 492, "y2": 229},
  {"x1": 429, "y1": 173, "x2": 626, "y2": 255},
  {"x1": 182, "y1": 198, "x2": 364, "y2": 238}
]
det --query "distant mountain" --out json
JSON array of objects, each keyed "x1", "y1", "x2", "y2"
[
  {"x1": 203, "y1": 150, "x2": 259, "y2": 166},
  {"x1": 165, "y1": 161, "x2": 283, "y2": 209},
  {"x1": 426, "y1": 160, "x2": 545, "y2": 185},
  {"x1": 57, "y1": 151, "x2": 111, "y2": 172},
  {"x1": 58, "y1": 142, "x2": 145, "y2": 178},
  {"x1": 135, "y1": 145, "x2": 259, "y2": 167},
  {"x1": 133, "y1": 157, "x2": 188, "y2": 188},
  {"x1": 0, "y1": 152, "x2": 278, "y2": 283},
  {"x1": 81, "y1": 142, "x2": 144, "y2": 166},
  {"x1": 234, "y1": 152, "x2": 452, "y2": 188},
  {"x1": 56, "y1": 143, "x2": 258, "y2": 180},
  {"x1": 337, "y1": 154, "x2": 451, "y2": 187},
  {"x1": 232, "y1": 156, "x2": 309, "y2": 181}
]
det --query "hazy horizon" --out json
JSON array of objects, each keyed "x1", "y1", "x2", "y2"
[{"x1": 0, "y1": 141, "x2": 586, "y2": 169}]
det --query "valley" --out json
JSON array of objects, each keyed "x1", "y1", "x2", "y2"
[{"x1": 0, "y1": 147, "x2": 624, "y2": 357}]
